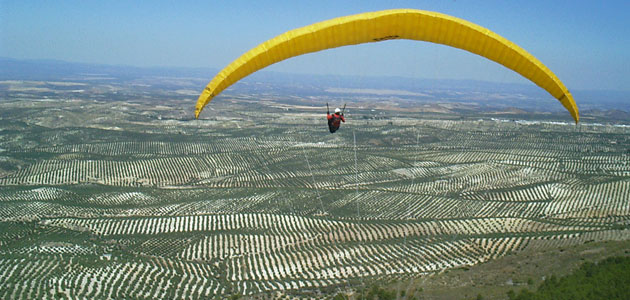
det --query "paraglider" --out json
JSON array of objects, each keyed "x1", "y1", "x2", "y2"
[
  {"x1": 195, "y1": 9, "x2": 579, "y2": 123},
  {"x1": 327, "y1": 103, "x2": 346, "y2": 133}
]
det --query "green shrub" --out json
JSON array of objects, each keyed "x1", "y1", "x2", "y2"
[{"x1": 508, "y1": 256, "x2": 630, "y2": 300}]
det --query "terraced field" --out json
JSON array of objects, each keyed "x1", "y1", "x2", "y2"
[{"x1": 0, "y1": 98, "x2": 629, "y2": 298}]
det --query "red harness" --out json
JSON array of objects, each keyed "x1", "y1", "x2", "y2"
[{"x1": 327, "y1": 113, "x2": 345, "y2": 133}]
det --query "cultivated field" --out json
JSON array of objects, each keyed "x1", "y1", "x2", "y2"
[{"x1": 0, "y1": 95, "x2": 629, "y2": 298}]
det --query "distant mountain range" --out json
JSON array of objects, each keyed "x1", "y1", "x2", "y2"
[
  {"x1": 2, "y1": 57, "x2": 628, "y2": 112},
  {"x1": 0, "y1": 57, "x2": 217, "y2": 81}
]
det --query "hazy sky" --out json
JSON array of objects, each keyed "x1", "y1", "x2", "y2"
[{"x1": 1, "y1": 0, "x2": 628, "y2": 91}]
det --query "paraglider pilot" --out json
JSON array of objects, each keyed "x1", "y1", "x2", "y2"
[{"x1": 327, "y1": 103, "x2": 345, "y2": 133}]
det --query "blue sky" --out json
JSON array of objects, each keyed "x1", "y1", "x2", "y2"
[{"x1": 1, "y1": 0, "x2": 628, "y2": 91}]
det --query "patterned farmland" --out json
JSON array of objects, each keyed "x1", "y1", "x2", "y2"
[{"x1": 1, "y1": 98, "x2": 629, "y2": 298}]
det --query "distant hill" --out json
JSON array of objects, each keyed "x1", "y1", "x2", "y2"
[
  {"x1": 0, "y1": 57, "x2": 217, "y2": 81},
  {"x1": 2, "y1": 57, "x2": 628, "y2": 112}
]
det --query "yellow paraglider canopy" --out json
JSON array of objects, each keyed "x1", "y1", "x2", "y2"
[{"x1": 196, "y1": 9, "x2": 579, "y2": 123}]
